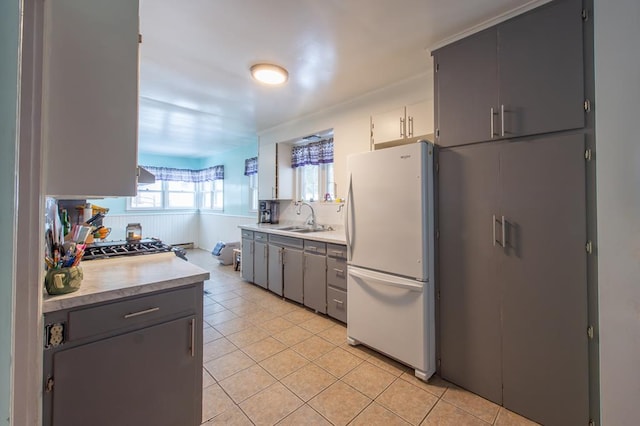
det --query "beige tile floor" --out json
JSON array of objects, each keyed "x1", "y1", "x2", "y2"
[{"x1": 186, "y1": 249, "x2": 539, "y2": 426}]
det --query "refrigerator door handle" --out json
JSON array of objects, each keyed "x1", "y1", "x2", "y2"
[
  {"x1": 345, "y1": 174, "x2": 353, "y2": 261},
  {"x1": 349, "y1": 268, "x2": 423, "y2": 292}
]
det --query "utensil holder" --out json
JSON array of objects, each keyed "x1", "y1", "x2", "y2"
[{"x1": 45, "y1": 266, "x2": 83, "y2": 295}]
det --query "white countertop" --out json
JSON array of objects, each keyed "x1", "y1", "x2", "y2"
[
  {"x1": 238, "y1": 223, "x2": 347, "y2": 245},
  {"x1": 42, "y1": 252, "x2": 210, "y2": 313}
]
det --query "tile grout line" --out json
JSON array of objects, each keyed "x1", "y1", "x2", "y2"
[{"x1": 193, "y1": 250, "x2": 515, "y2": 426}]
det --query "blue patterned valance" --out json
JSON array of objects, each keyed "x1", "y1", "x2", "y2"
[
  {"x1": 141, "y1": 165, "x2": 224, "y2": 182},
  {"x1": 244, "y1": 157, "x2": 258, "y2": 176},
  {"x1": 291, "y1": 138, "x2": 334, "y2": 169}
]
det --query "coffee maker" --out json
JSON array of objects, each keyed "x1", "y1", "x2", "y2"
[{"x1": 258, "y1": 200, "x2": 279, "y2": 224}]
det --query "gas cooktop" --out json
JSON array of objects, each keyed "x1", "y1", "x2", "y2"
[{"x1": 82, "y1": 238, "x2": 187, "y2": 261}]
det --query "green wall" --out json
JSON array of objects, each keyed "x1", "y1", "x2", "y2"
[
  {"x1": 0, "y1": 0, "x2": 20, "y2": 422},
  {"x1": 202, "y1": 144, "x2": 257, "y2": 216}
]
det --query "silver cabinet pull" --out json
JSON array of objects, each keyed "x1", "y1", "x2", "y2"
[
  {"x1": 490, "y1": 108, "x2": 498, "y2": 138},
  {"x1": 501, "y1": 215, "x2": 506, "y2": 248},
  {"x1": 333, "y1": 268, "x2": 344, "y2": 274},
  {"x1": 500, "y1": 104, "x2": 505, "y2": 137},
  {"x1": 493, "y1": 215, "x2": 497, "y2": 246},
  {"x1": 408, "y1": 116, "x2": 414, "y2": 137},
  {"x1": 332, "y1": 250, "x2": 343, "y2": 256},
  {"x1": 189, "y1": 318, "x2": 195, "y2": 357},
  {"x1": 332, "y1": 299, "x2": 344, "y2": 305},
  {"x1": 123, "y1": 307, "x2": 159, "y2": 319},
  {"x1": 493, "y1": 215, "x2": 506, "y2": 248},
  {"x1": 400, "y1": 117, "x2": 405, "y2": 137},
  {"x1": 264, "y1": 245, "x2": 267, "y2": 258}
]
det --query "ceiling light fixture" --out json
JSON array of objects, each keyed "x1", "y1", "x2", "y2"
[{"x1": 250, "y1": 63, "x2": 289, "y2": 85}]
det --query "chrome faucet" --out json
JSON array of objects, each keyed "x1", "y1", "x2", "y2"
[{"x1": 296, "y1": 201, "x2": 316, "y2": 228}]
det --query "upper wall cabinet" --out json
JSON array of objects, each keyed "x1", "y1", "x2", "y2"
[
  {"x1": 258, "y1": 142, "x2": 292, "y2": 200},
  {"x1": 433, "y1": 0, "x2": 585, "y2": 147},
  {"x1": 43, "y1": 0, "x2": 140, "y2": 197},
  {"x1": 370, "y1": 100, "x2": 433, "y2": 147}
]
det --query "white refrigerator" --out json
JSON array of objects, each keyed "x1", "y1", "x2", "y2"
[{"x1": 345, "y1": 141, "x2": 435, "y2": 380}]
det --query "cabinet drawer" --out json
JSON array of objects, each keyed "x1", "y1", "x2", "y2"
[
  {"x1": 327, "y1": 287, "x2": 347, "y2": 323},
  {"x1": 241, "y1": 230, "x2": 254, "y2": 239},
  {"x1": 327, "y1": 257, "x2": 347, "y2": 290},
  {"x1": 68, "y1": 286, "x2": 198, "y2": 341},
  {"x1": 255, "y1": 232, "x2": 268, "y2": 242},
  {"x1": 269, "y1": 234, "x2": 303, "y2": 249},
  {"x1": 304, "y1": 240, "x2": 326, "y2": 255},
  {"x1": 327, "y1": 243, "x2": 347, "y2": 259}
]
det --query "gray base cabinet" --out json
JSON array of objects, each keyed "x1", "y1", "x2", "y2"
[
  {"x1": 245, "y1": 232, "x2": 347, "y2": 323},
  {"x1": 43, "y1": 284, "x2": 203, "y2": 426},
  {"x1": 268, "y1": 234, "x2": 304, "y2": 303},
  {"x1": 283, "y1": 248, "x2": 304, "y2": 304},
  {"x1": 268, "y1": 244, "x2": 283, "y2": 296},
  {"x1": 254, "y1": 233, "x2": 269, "y2": 289},
  {"x1": 241, "y1": 230, "x2": 254, "y2": 282},
  {"x1": 438, "y1": 134, "x2": 588, "y2": 425},
  {"x1": 304, "y1": 241, "x2": 327, "y2": 314},
  {"x1": 433, "y1": 0, "x2": 585, "y2": 147},
  {"x1": 326, "y1": 244, "x2": 347, "y2": 323}
]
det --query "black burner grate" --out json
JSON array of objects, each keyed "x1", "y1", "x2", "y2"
[{"x1": 82, "y1": 238, "x2": 174, "y2": 261}]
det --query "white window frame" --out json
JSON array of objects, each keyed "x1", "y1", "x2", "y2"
[
  {"x1": 248, "y1": 173, "x2": 258, "y2": 212},
  {"x1": 198, "y1": 179, "x2": 224, "y2": 211},
  {"x1": 295, "y1": 162, "x2": 334, "y2": 202},
  {"x1": 128, "y1": 180, "x2": 165, "y2": 210},
  {"x1": 166, "y1": 180, "x2": 197, "y2": 209}
]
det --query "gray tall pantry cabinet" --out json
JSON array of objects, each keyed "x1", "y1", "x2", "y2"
[{"x1": 433, "y1": 0, "x2": 593, "y2": 425}]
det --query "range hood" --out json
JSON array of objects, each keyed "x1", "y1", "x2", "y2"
[{"x1": 137, "y1": 166, "x2": 156, "y2": 184}]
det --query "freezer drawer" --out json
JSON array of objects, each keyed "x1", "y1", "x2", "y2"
[{"x1": 347, "y1": 266, "x2": 435, "y2": 380}]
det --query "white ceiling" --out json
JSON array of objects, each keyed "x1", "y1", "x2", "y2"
[{"x1": 138, "y1": 0, "x2": 534, "y2": 158}]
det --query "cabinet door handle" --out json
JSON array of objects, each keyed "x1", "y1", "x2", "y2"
[
  {"x1": 332, "y1": 299, "x2": 344, "y2": 305},
  {"x1": 408, "y1": 116, "x2": 414, "y2": 137},
  {"x1": 332, "y1": 250, "x2": 343, "y2": 256},
  {"x1": 189, "y1": 318, "x2": 195, "y2": 357},
  {"x1": 400, "y1": 117, "x2": 405, "y2": 137},
  {"x1": 500, "y1": 104, "x2": 505, "y2": 137},
  {"x1": 333, "y1": 268, "x2": 344, "y2": 274},
  {"x1": 123, "y1": 307, "x2": 159, "y2": 319},
  {"x1": 501, "y1": 215, "x2": 506, "y2": 248},
  {"x1": 493, "y1": 214, "x2": 497, "y2": 246},
  {"x1": 264, "y1": 245, "x2": 267, "y2": 258},
  {"x1": 493, "y1": 215, "x2": 506, "y2": 248},
  {"x1": 490, "y1": 107, "x2": 499, "y2": 138}
]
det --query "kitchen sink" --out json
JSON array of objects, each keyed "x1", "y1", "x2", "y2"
[{"x1": 277, "y1": 226, "x2": 331, "y2": 233}]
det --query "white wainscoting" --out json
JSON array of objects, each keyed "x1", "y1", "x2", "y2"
[
  {"x1": 102, "y1": 212, "x2": 200, "y2": 246},
  {"x1": 199, "y1": 212, "x2": 255, "y2": 251}
]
